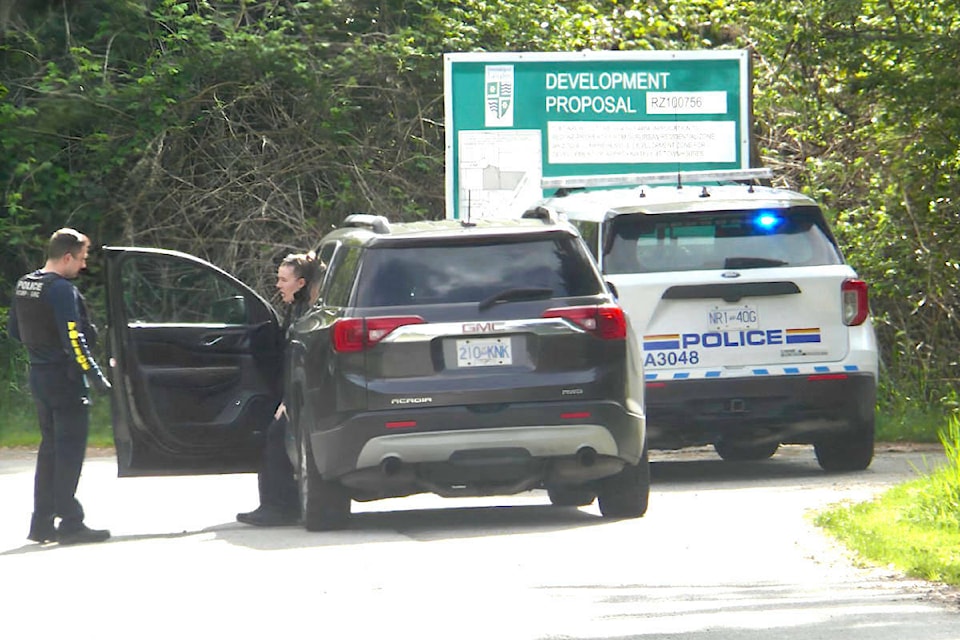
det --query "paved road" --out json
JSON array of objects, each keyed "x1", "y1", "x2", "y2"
[{"x1": 0, "y1": 445, "x2": 956, "y2": 640}]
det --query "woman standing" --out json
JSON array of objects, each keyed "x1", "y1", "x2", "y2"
[{"x1": 237, "y1": 252, "x2": 321, "y2": 526}]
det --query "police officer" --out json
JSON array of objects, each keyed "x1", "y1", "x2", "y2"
[{"x1": 8, "y1": 228, "x2": 113, "y2": 545}]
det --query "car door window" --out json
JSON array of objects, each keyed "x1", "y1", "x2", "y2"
[
  {"x1": 324, "y1": 246, "x2": 362, "y2": 307},
  {"x1": 314, "y1": 242, "x2": 339, "y2": 301},
  {"x1": 121, "y1": 254, "x2": 251, "y2": 324}
]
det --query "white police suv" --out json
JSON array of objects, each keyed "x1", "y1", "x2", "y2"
[{"x1": 529, "y1": 169, "x2": 878, "y2": 471}]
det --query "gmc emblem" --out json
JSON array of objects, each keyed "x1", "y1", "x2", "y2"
[{"x1": 462, "y1": 321, "x2": 505, "y2": 333}]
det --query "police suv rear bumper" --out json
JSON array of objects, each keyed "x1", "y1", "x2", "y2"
[{"x1": 644, "y1": 372, "x2": 876, "y2": 449}]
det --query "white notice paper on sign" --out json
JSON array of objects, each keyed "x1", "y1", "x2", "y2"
[
  {"x1": 458, "y1": 129, "x2": 542, "y2": 220},
  {"x1": 548, "y1": 120, "x2": 736, "y2": 165}
]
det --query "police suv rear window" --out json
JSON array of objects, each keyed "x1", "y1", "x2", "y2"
[
  {"x1": 603, "y1": 206, "x2": 843, "y2": 274},
  {"x1": 355, "y1": 236, "x2": 601, "y2": 307}
]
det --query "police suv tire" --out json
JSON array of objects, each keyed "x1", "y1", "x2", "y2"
[
  {"x1": 814, "y1": 419, "x2": 875, "y2": 472},
  {"x1": 298, "y1": 425, "x2": 350, "y2": 531},
  {"x1": 597, "y1": 448, "x2": 650, "y2": 519},
  {"x1": 713, "y1": 438, "x2": 780, "y2": 462},
  {"x1": 547, "y1": 486, "x2": 596, "y2": 507}
]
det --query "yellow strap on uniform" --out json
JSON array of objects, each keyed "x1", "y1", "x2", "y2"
[{"x1": 67, "y1": 321, "x2": 91, "y2": 371}]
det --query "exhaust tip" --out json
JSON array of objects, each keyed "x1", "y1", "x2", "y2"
[
  {"x1": 576, "y1": 447, "x2": 597, "y2": 467},
  {"x1": 380, "y1": 456, "x2": 402, "y2": 476}
]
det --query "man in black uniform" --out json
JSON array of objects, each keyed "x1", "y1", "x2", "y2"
[{"x1": 8, "y1": 228, "x2": 113, "y2": 545}]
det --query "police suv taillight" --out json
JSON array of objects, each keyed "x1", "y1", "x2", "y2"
[
  {"x1": 332, "y1": 316, "x2": 426, "y2": 352},
  {"x1": 841, "y1": 279, "x2": 869, "y2": 326},
  {"x1": 542, "y1": 304, "x2": 627, "y2": 340}
]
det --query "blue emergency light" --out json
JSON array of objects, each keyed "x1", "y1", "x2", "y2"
[{"x1": 752, "y1": 211, "x2": 783, "y2": 232}]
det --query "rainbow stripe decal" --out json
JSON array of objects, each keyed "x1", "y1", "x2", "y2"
[
  {"x1": 643, "y1": 334, "x2": 681, "y2": 350},
  {"x1": 785, "y1": 328, "x2": 822, "y2": 344}
]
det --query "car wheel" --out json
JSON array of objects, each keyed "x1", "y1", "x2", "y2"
[
  {"x1": 713, "y1": 438, "x2": 780, "y2": 461},
  {"x1": 814, "y1": 418, "x2": 875, "y2": 472},
  {"x1": 598, "y1": 447, "x2": 650, "y2": 519},
  {"x1": 298, "y1": 426, "x2": 351, "y2": 531},
  {"x1": 547, "y1": 486, "x2": 595, "y2": 507}
]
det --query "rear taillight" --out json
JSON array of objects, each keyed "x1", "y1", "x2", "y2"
[
  {"x1": 542, "y1": 304, "x2": 627, "y2": 340},
  {"x1": 808, "y1": 373, "x2": 849, "y2": 381},
  {"x1": 841, "y1": 279, "x2": 869, "y2": 326},
  {"x1": 332, "y1": 316, "x2": 426, "y2": 352}
]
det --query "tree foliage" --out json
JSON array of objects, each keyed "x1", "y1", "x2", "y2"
[
  {"x1": 1, "y1": 0, "x2": 957, "y2": 416},
  {"x1": 743, "y1": 0, "x2": 960, "y2": 412}
]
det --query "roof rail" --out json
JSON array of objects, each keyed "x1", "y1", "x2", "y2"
[
  {"x1": 541, "y1": 168, "x2": 773, "y2": 191},
  {"x1": 521, "y1": 206, "x2": 559, "y2": 223},
  {"x1": 342, "y1": 213, "x2": 391, "y2": 234}
]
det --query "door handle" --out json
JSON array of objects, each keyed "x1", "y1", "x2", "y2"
[{"x1": 201, "y1": 336, "x2": 223, "y2": 347}]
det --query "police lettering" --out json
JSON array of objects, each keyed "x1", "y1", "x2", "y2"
[
  {"x1": 681, "y1": 330, "x2": 784, "y2": 348},
  {"x1": 16, "y1": 280, "x2": 44, "y2": 298}
]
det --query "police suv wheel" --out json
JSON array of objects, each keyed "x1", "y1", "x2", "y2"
[{"x1": 814, "y1": 419, "x2": 875, "y2": 472}]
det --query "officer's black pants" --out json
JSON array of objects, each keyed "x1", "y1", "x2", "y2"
[
  {"x1": 29, "y1": 364, "x2": 89, "y2": 530},
  {"x1": 258, "y1": 414, "x2": 298, "y2": 512}
]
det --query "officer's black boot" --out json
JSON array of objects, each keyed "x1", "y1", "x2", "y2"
[
  {"x1": 57, "y1": 522, "x2": 111, "y2": 545},
  {"x1": 27, "y1": 513, "x2": 56, "y2": 544}
]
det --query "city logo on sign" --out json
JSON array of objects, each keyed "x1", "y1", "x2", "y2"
[{"x1": 484, "y1": 65, "x2": 514, "y2": 127}]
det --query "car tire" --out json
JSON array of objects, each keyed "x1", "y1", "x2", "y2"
[
  {"x1": 597, "y1": 447, "x2": 650, "y2": 519},
  {"x1": 298, "y1": 425, "x2": 351, "y2": 531},
  {"x1": 713, "y1": 438, "x2": 780, "y2": 462},
  {"x1": 814, "y1": 418, "x2": 875, "y2": 472},
  {"x1": 547, "y1": 486, "x2": 596, "y2": 507}
]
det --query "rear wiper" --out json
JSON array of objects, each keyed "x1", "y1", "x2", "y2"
[
  {"x1": 478, "y1": 287, "x2": 553, "y2": 311},
  {"x1": 723, "y1": 256, "x2": 788, "y2": 269}
]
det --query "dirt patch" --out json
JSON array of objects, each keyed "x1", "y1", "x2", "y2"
[
  {"x1": 875, "y1": 441, "x2": 945, "y2": 453},
  {"x1": 648, "y1": 441, "x2": 945, "y2": 462}
]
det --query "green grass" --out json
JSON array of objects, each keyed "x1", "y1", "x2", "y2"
[
  {"x1": 0, "y1": 388, "x2": 114, "y2": 448},
  {"x1": 876, "y1": 401, "x2": 948, "y2": 443},
  {"x1": 816, "y1": 415, "x2": 960, "y2": 587}
]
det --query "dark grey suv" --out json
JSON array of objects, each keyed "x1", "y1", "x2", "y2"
[{"x1": 104, "y1": 214, "x2": 648, "y2": 530}]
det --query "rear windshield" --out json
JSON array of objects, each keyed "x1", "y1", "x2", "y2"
[
  {"x1": 354, "y1": 235, "x2": 602, "y2": 307},
  {"x1": 603, "y1": 206, "x2": 843, "y2": 274}
]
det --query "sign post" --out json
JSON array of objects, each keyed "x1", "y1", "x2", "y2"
[{"x1": 444, "y1": 50, "x2": 752, "y2": 220}]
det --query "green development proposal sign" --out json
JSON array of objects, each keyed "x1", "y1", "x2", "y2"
[{"x1": 443, "y1": 50, "x2": 752, "y2": 219}]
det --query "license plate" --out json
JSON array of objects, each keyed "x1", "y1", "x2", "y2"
[
  {"x1": 456, "y1": 337, "x2": 512, "y2": 367},
  {"x1": 707, "y1": 304, "x2": 759, "y2": 331}
]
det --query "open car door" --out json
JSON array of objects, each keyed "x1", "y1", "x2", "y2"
[{"x1": 104, "y1": 247, "x2": 283, "y2": 476}]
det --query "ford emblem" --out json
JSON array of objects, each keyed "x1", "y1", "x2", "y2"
[{"x1": 721, "y1": 271, "x2": 741, "y2": 279}]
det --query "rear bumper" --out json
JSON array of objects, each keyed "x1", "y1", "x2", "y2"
[
  {"x1": 308, "y1": 399, "x2": 644, "y2": 498},
  {"x1": 644, "y1": 372, "x2": 875, "y2": 449}
]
